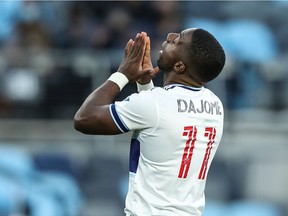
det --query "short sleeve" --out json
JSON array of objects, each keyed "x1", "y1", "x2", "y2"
[{"x1": 109, "y1": 91, "x2": 158, "y2": 133}]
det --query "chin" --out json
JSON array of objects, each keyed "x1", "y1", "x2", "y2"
[{"x1": 157, "y1": 58, "x2": 173, "y2": 72}]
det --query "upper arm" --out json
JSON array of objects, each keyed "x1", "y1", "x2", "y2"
[{"x1": 74, "y1": 89, "x2": 158, "y2": 135}]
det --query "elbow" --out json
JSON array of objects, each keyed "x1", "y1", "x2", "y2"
[
  {"x1": 74, "y1": 108, "x2": 116, "y2": 135},
  {"x1": 74, "y1": 117, "x2": 85, "y2": 134},
  {"x1": 74, "y1": 118, "x2": 83, "y2": 133},
  {"x1": 74, "y1": 115, "x2": 93, "y2": 135}
]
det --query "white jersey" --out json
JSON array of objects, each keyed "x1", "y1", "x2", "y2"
[{"x1": 109, "y1": 84, "x2": 224, "y2": 216}]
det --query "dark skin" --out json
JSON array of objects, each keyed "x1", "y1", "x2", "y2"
[
  {"x1": 159, "y1": 28, "x2": 203, "y2": 87},
  {"x1": 74, "y1": 29, "x2": 201, "y2": 135}
]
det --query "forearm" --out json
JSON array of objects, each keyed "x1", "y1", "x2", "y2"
[{"x1": 74, "y1": 32, "x2": 149, "y2": 135}]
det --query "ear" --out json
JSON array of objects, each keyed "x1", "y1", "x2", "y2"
[{"x1": 174, "y1": 61, "x2": 185, "y2": 74}]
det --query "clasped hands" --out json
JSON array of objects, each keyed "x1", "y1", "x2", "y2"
[{"x1": 117, "y1": 32, "x2": 160, "y2": 85}]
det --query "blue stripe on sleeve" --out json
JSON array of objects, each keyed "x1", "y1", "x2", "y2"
[{"x1": 109, "y1": 104, "x2": 129, "y2": 133}]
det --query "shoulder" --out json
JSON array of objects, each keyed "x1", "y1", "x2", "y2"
[
  {"x1": 112, "y1": 87, "x2": 162, "y2": 131},
  {"x1": 126, "y1": 86, "x2": 165, "y2": 101},
  {"x1": 202, "y1": 87, "x2": 224, "y2": 113},
  {"x1": 203, "y1": 87, "x2": 223, "y2": 103},
  {"x1": 114, "y1": 87, "x2": 164, "y2": 111}
]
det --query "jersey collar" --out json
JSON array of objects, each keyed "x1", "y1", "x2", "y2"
[{"x1": 164, "y1": 84, "x2": 203, "y2": 91}]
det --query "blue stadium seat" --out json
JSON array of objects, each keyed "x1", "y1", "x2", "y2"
[
  {"x1": 226, "y1": 200, "x2": 281, "y2": 216},
  {"x1": 0, "y1": 176, "x2": 25, "y2": 215},
  {"x1": 202, "y1": 200, "x2": 226, "y2": 216},
  {"x1": 184, "y1": 17, "x2": 278, "y2": 62},
  {"x1": 0, "y1": 146, "x2": 83, "y2": 216}
]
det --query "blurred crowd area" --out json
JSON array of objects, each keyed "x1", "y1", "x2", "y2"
[
  {"x1": 0, "y1": 1, "x2": 287, "y2": 119},
  {"x1": 0, "y1": 1, "x2": 288, "y2": 216}
]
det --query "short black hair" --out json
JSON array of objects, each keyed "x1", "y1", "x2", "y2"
[{"x1": 188, "y1": 28, "x2": 225, "y2": 83}]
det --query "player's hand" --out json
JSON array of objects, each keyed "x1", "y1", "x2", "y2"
[
  {"x1": 137, "y1": 35, "x2": 160, "y2": 84},
  {"x1": 117, "y1": 32, "x2": 149, "y2": 83}
]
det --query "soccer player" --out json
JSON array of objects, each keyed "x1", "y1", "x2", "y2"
[{"x1": 74, "y1": 28, "x2": 226, "y2": 216}]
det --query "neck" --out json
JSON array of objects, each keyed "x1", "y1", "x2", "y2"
[{"x1": 163, "y1": 71, "x2": 203, "y2": 87}]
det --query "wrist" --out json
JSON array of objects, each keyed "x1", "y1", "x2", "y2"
[
  {"x1": 108, "y1": 72, "x2": 129, "y2": 91},
  {"x1": 137, "y1": 80, "x2": 154, "y2": 92}
]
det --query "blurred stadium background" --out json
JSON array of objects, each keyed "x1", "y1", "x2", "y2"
[{"x1": 0, "y1": 1, "x2": 287, "y2": 216}]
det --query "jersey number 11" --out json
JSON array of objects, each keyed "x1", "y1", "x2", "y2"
[{"x1": 178, "y1": 126, "x2": 216, "y2": 179}]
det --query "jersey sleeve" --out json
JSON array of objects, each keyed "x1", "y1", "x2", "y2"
[{"x1": 109, "y1": 90, "x2": 158, "y2": 133}]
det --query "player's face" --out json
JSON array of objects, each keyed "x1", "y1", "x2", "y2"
[{"x1": 157, "y1": 28, "x2": 195, "y2": 72}]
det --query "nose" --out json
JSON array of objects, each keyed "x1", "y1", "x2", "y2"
[{"x1": 166, "y1": 33, "x2": 179, "y2": 43}]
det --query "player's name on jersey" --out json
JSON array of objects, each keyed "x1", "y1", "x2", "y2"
[{"x1": 177, "y1": 99, "x2": 222, "y2": 115}]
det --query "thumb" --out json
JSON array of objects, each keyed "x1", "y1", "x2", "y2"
[{"x1": 149, "y1": 67, "x2": 161, "y2": 77}]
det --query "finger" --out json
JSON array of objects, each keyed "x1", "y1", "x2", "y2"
[
  {"x1": 131, "y1": 33, "x2": 146, "y2": 59},
  {"x1": 129, "y1": 33, "x2": 140, "y2": 54},
  {"x1": 141, "y1": 31, "x2": 147, "y2": 38},
  {"x1": 135, "y1": 33, "x2": 146, "y2": 54},
  {"x1": 142, "y1": 36, "x2": 152, "y2": 68},
  {"x1": 125, "y1": 39, "x2": 134, "y2": 56},
  {"x1": 144, "y1": 36, "x2": 151, "y2": 56},
  {"x1": 139, "y1": 68, "x2": 151, "y2": 76}
]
